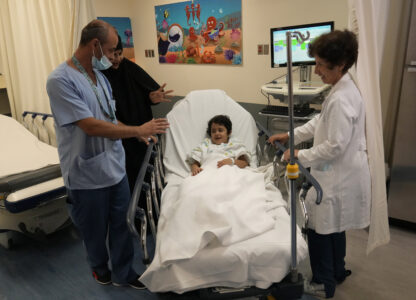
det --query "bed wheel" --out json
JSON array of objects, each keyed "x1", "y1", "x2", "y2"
[
  {"x1": 6, "y1": 238, "x2": 13, "y2": 249},
  {"x1": 0, "y1": 232, "x2": 14, "y2": 249}
]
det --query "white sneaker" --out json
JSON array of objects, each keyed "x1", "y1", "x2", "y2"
[{"x1": 304, "y1": 280, "x2": 326, "y2": 298}]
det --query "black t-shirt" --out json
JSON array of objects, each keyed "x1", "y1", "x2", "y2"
[{"x1": 101, "y1": 58, "x2": 160, "y2": 126}]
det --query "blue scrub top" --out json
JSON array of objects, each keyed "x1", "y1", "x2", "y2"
[{"x1": 46, "y1": 62, "x2": 126, "y2": 190}]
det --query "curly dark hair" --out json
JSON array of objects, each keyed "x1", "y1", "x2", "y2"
[
  {"x1": 206, "y1": 115, "x2": 232, "y2": 136},
  {"x1": 308, "y1": 29, "x2": 358, "y2": 73}
]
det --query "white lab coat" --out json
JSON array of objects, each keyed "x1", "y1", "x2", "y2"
[{"x1": 294, "y1": 73, "x2": 371, "y2": 234}]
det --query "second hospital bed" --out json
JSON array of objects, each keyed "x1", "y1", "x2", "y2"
[
  {"x1": 0, "y1": 113, "x2": 69, "y2": 248},
  {"x1": 129, "y1": 90, "x2": 318, "y2": 298}
]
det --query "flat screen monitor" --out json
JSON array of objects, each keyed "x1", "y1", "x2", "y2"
[{"x1": 270, "y1": 21, "x2": 334, "y2": 68}]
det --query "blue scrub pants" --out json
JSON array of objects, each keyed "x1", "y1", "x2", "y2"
[
  {"x1": 67, "y1": 176, "x2": 138, "y2": 284},
  {"x1": 307, "y1": 229, "x2": 346, "y2": 298}
]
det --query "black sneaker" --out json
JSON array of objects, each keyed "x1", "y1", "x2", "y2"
[
  {"x1": 337, "y1": 269, "x2": 352, "y2": 284},
  {"x1": 92, "y1": 271, "x2": 111, "y2": 285},
  {"x1": 128, "y1": 276, "x2": 146, "y2": 290},
  {"x1": 112, "y1": 276, "x2": 146, "y2": 290}
]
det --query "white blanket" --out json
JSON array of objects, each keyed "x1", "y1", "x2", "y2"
[
  {"x1": 140, "y1": 164, "x2": 307, "y2": 293},
  {"x1": 159, "y1": 155, "x2": 275, "y2": 265}
]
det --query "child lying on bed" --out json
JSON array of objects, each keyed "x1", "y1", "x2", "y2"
[
  {"x1": 187, "y1": 115, "x2": 250, "y2": 176},
  {"x1": 156, "y1": 115, "x2": 279, "y2": 265}
]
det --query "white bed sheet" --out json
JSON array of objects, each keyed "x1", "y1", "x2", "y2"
[
  {"x1": 139, "y1": 90, "x2": 308, "y2": 293},
  {"x1": 0, "y1": 115, "x2": 59, "y2": 178}
]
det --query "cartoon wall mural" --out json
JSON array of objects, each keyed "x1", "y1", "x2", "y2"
[
  {"x1": 97, "y1": 17, "x2": 136, "y2": 62},
  {"x1": 155, "y1": 0, "x2": 242, "y2": 65}
]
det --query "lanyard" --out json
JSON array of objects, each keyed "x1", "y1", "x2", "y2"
[{"x1": 71, "y1": 56, "x2": 115, "y2": 121}]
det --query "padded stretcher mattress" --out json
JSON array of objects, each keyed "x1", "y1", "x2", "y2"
[
  {"x1": 0, "y1": 115, "x2": 64, "y2": 212},
  {"x1": 139, "y1": 90, "x2": 308, "y2": 293}
]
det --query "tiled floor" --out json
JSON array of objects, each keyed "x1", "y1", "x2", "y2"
[
  {"x1": 331, "y1": 226, "x2": 416, "y2": 300},
  {"x1": 0, "y1": 222, "x2": 415, "y2": 300}
]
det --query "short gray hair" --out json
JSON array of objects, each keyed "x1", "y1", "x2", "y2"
[{"x1": 79, "y1": 20, "x2": 111, "y2": 46}]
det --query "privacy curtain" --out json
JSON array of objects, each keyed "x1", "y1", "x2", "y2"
[
  {"x1": 348, "y1": 0, "x2": 391, "y2": 254},
  {"x1": 0, "y1": 0, "x2": 96, "y2": 120}
]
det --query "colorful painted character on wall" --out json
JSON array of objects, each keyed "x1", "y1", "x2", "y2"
[
  {"x1": 124, "y1": 29, "x2": 132, "y2": 47},
  {"x1": 230, "y1": 28, "x2": 241, "y2": 48},
  {"x1": 158, "y1": 35, "x2": 170, "y2": 56},
  {"x1": 196, "y1": 4, "x2": 201, "y2": 24},
  {"x1": 185, "y1": 5, "x2": 191, "y2": 25},
  {"x1": 191, "y1": 3, "x2": 196, "y2": 23},
  {"x1": 167, "y1": 24, "x2": 184, "y2": 52},
  {"x1": 200, "y1": 16, "x2": 224, "y2": 45},
  {"x1": 162, "y1": 19, "x2": 169, "y2": 31},
  {"x1": 224, "y1": 49, "x2": 235, "y2": 61},
  {"x1": 230, "y1": 28, "x2": 241, "y2": 41},
  {"x1": 201, "y1": 51, "x2": 216, "y2": 64},
  {"x1": 185, "y1": 44, "x2": 198, "y2": 57},
  {"x1": 188, "y1": 27, "x2": 198, "y2": 42}
]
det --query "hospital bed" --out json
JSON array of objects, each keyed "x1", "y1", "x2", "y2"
[
  {"x1": 0, "y1": 112, "x2": 69, "y2": 248},
  {"x1": 127, "y1": 90, "x2": 322, "y2": 299}
]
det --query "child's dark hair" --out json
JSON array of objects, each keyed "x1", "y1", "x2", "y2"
[{"x1": 206, "y1": 115, "x2": 232, "y2": 136}]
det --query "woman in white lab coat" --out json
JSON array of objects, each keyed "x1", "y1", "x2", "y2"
[{"x1": 268, "y1": 30, "x2": 370, "y2": 299}]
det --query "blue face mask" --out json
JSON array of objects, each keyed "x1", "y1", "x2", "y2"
[{"x1": 92, "y1": 42, "x2": 112, "y2": 70}]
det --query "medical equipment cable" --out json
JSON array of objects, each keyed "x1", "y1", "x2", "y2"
[{"x1": 266, "y1": 67, "x2": 300, "y2": 84}]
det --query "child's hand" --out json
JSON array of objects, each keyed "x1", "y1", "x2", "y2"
[
  {"x1": 191, "y1": 164, "x2": 203, "y2": 176},
  {"x1": 217, "y1": 158, "x2": 233, "y2": 168}
]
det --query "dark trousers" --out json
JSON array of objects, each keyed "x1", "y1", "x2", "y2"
[
  {"x1": 67, "y1": 176, "x2": 137, "y2": 284},
  {"x1": 123, "y1": 138, "x2": 147, "y2": 193},
  {"x1": 307, "y1": 229, "x2": 346, "y2": 298}
]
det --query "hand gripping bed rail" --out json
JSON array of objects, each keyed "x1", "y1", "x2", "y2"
[{"x1": 256, "y1": 123, "x2": 323, "y2": 206}]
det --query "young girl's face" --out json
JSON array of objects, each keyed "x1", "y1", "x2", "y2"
[{"x1": 210, "y1": 123, "x2": 230, "y2": 145}]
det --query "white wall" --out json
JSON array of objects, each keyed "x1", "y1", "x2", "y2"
[
  {"x1": 134, "y1": 0, "x2": 349, "y2": 104},
  {"x1": 91, "y1": 0, "x2": 410, "y2": 162},
  {"x1": 95, "y1": 0, "x2": 136, "y2": 18},
  {"x1": 95, "y1": 0, "x2": 348, "y2": 104}
]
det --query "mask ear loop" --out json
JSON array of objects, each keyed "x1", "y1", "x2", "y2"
[
  {"x1": 92, "y1": 40, "x2": 103, "y2": 59},
  {"x1": 98, "y1": 42, "x2": 104, "y2": 57}
]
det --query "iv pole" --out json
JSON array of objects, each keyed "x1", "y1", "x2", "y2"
[{"x1": 285, "y1": 30, "x2": 310, "y2": 283}]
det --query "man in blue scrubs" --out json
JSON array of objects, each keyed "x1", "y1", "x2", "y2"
[{"x1": 46, "y1": 19, "x2": 169, "y2": 289}]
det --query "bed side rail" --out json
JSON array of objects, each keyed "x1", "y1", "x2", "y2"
[
  {"x1": 127, "y1": 137, "x2": 164, "y2": 266},
  {"x1": 256, "y1": 121, "x2": 322, "y2": 205},
  {"x1": 22, "y1": 111, "x2": 55, "y2": 146}
]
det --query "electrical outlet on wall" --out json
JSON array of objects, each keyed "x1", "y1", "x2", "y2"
[
  {"x1": 263, "y1": 44, "x2": 269, "y2": 55},
  {"x1": 257, "y1": 44, "x2": 263, "y2": 55},
  {"x1": 145, "y1": 49, "x2": 155, "y2": 58}
]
